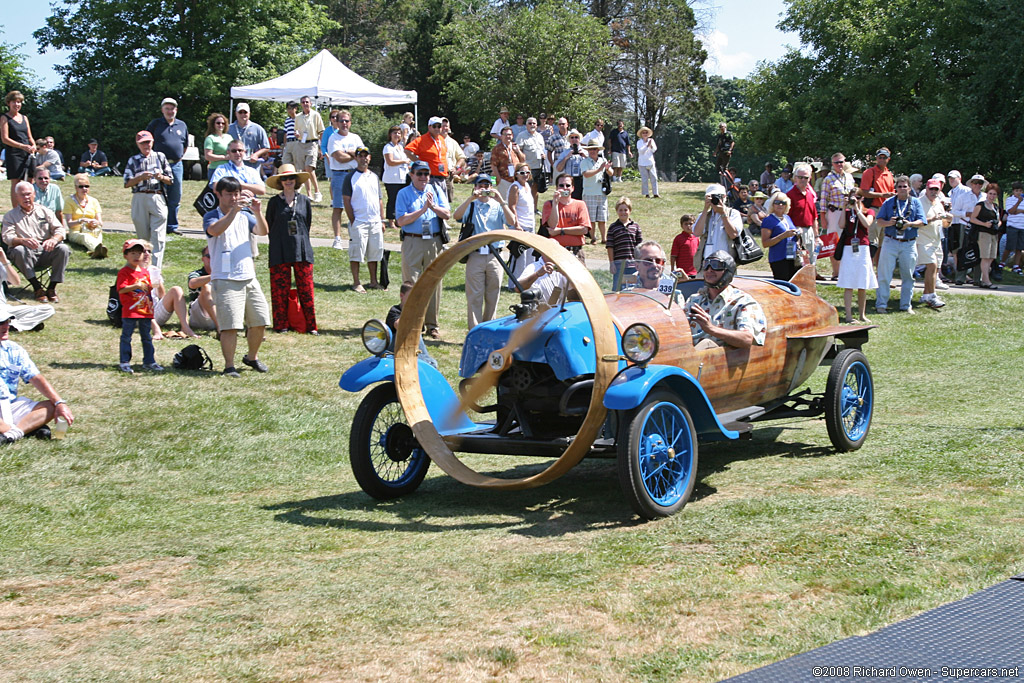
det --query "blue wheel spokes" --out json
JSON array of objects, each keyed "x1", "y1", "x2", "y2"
[
  {"x1": 638, "y1": 402, "x2": 693, "y2": 506},
  {"x1": 840, "y1": 362, "x2": 872, "y2": 442}
]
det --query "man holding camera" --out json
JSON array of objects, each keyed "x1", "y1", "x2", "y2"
[
  {"x1": 452, "y1": 174, "x2": 517, "y2": 329},
  {"x1": 541, "y1": 173, "x2": 590, "y2": 257},
  {"x1": 874, "y1": 175, "x2": 926, "y2": 314},
  {"x1": 693, "y1": 183, "x2": 741, "y2": 267},
  {"x1": 203, "y1": 176, "x2": 270, "y2": 377},
  {"x1": 819, "y1": 153, "x2": 855, "y2": 278}
]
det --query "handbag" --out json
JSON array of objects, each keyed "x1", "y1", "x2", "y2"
[
  {"x1": 457, "y1": 202, "x2": 476, "y2": 264},
  {"x1": 286, "y1": 289, "x2": 308, "y2": 333},
  {"x1": 601, "y1": 169, "x2": 612, "y2": 195},
  {"x1": 958, "y1": 229, "x2": 980, "y2": 271},
  {"x1": 818, "y1": 231, "x2": 839, "y2": 259},
  {"x1": 193, "y1": 183, "x2": 218, "y2": 216},
  {"x1": 733, "y1": 229, "x2": 764, "y2": 265}
]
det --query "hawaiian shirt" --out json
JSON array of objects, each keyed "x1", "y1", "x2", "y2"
[
  {"x1": 0, "y1": 340, "x2": 39, "y2": 400},
  {"x1": 680, "y1": 284, "x2": 767, "y2": 347}
]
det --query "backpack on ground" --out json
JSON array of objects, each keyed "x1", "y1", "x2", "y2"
[{"x1": 172, "y1": 344, "x2": 214, "y2": 371}]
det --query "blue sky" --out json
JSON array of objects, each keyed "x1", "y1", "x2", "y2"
[{"x1": 2, "y1": 0, "x2": 799, "y2": 89}]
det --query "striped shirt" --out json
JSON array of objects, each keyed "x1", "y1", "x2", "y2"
[{"x1": 283, "y1": 117, "x2": 296, "y2": 142}]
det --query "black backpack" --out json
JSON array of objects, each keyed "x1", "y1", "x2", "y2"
[
  {"x1": 172, "y1": 344, "x2": 214, "y2": 371},
  {"x1": 106, "y1": 284, "x2": 122, "y2": 327}
]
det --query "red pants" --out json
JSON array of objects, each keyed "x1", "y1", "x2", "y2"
[{"x1": 269, "y1": 262, "x2": 317, "y2": 332}]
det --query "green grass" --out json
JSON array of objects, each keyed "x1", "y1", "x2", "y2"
[{"x1": 0, "y1": 177, "x2": 1022, "y2": 681}]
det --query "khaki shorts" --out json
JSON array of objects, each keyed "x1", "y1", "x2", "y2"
[
  {"x1": 212, "y1": 278, "x2": 271, "y2": 331},
  {"x1": 154, "y1": 297, "x2": 173, "y2": 326},
  {"x1": 348, "y1": 220, "x2": 384, "y2": 263},
  {"x1": 188, "y1": 298, "x2": 217, "y2": 330},
  {"x1": 977, "y1": 231, "x2": 999, "y2": 260},
  {"x1": 282, "y1": 141, "x2": 318, "y2": 170}
]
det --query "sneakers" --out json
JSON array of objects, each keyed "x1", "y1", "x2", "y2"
[
  {"x1": 118, "y1": 363, "x2": 134, "y2": 374},
  {"x1": 167, "y1": 226, "x2": 180, "y2": 235},
  {"x1": 142, "y1": 362, "x2": 164, "y2": 372},
  {"x1": 32, "y1": 425, "x2": 52, "y2": 440},
  {"x1": 921, "y1": 293, "x2": 945, "y2": 309},
  {"x1": 242, "y1": 356, "x2": 268, "y2": 373},
  {"x1": 901, "y1": 306, "x2": 915, "y2": 315},
  {"x1": 313, "y1": 191, "x2": 323, "y2": 203},
  {"x1": 222, "y1": 367, "x2": 241, "y2": 378},
  {"x1": 936, "y1": 280, "x2": 949, "y2": 290},
  {"x1": 332, "y1": 236, "x2": 344, "y2": 250}
]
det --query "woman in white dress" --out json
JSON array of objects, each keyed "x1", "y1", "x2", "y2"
[{"x1": 506, "y1": 162, "x2": 537, "y2": 288}]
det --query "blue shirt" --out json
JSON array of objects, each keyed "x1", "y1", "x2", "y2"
[
  {"x1": 761, "y1": 213, "x2": 799, "y2": 263},
  {"x1": 145, "y1": 117, "x2": 188, "y2": 161},
  {"x1": 775, "y1": 176, "x2": 794, "y2": 193},
  {"x1": 0, "y1": 340, "x2": 39, "y2": 400},
  {"x1": 396, "y1": 184, "x2": 450, "y2": 236},
  {"x1": 611, "y1": 129, "x2": 629, "y2": 154},
  {"x1": 876, "y1": 195, "x2": 925, "y2": 241},
  {"x1": 228, "y1": 121, "x2": 270, "y2": 164},
  {"x1": 320, "y1": 126, "x2": 336, "y2": 156},
  {"x1": 463, "y1": 200, "x2": 510, "y2": 248},
  {"x1": 208, "y1": 162, "x2": 263, "y2": 188}
]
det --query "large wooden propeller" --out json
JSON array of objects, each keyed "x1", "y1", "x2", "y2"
[{"x1": 393, "y1": 230, "x2": 618, "y2": 490}]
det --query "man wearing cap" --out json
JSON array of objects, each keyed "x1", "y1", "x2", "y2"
[
  {"x1": 490, "y1": 126, "x2": 525, "y2": 199},
  {"x1": 918, "y1": 178, "x2": 951, "y2": 308},
  {"x1": 2, "y1": 181, "x2": 70, "y2": 303},
  {"x1": 203, "y1": 176, "x2": 271, "y2": 377},
  {"x1": 228, "y1": 103, "x2": 271, "y2": 173},
  {"x1": 693, "y1": 183, "x2": 741, "y2": 266},
  {"x1": 875, "y1": 175, "x2": 926, "y2": 314},
  {"x1": 405, "y1": 116, "x2": 450, "y2": 201},
  {"x1": 775, "y1": 165, "x2": 794, "y2": 193},
  {"x1": 0, "y1": 302, "x2": 74, "y2": 443},
  {"x1": 949, "y1": 171, "x2": 984, "y2": 284},
  {"x1": 285, "y1": 96, "x2": 325, "y2": 202},
  {"x1": 452, "y1": 174, "x2": 517, "y2": 329},
  {"x1": 682, "y1": 251, "x2": 766, "y2": 350},
  {"x1": 145, "y1": 98, "x2": 188, "y2": 235},
  {"x1": 327, "y1": 109, "x2": 365, "y2": 250},
  {"x1": 858, "y1": 148, "x2": 895, "y2": 254},
  {"x1": 396, "y1": 160, "x2": 452, "y2": 339},
  {"x1": 490, "y1": 107, "x2": 511, "y2": 140},
  {"x1": 342, "y1": 147, "x2": 384, "y2": 293},
  {"x1": 124, "y1": 130, "x2": 174, "y2": 268},
  {"x1": 78, "y1": 139, "x2": 110, "y2": 176}
]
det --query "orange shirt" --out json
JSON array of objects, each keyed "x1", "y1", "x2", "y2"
[
  {"x1": 405, "y1": 133, "x2": 448, "y2": 176},
  {"x1": 541, "y1": 198, "x2": 590, "y2": 248}
]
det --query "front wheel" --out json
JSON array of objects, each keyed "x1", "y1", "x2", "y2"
[
  {"x1": 824, "y1": 349, "x2": 873, "y2": 451},
  {"x1": 617, "y1": 390, "x2": 698, "y2": 520},
  {"x1": 350, "y1": 383, "x2": 430, "y2": 499}
]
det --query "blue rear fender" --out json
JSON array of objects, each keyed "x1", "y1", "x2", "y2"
[
  {"x1": 603, "y1": 364, "x2": 740, "y2": 441},
  {"x1": 339, "y1": 356, "x2": 477, "y2": 434}
]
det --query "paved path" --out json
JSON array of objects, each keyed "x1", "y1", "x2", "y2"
[{"x1": 104, "y1": 221, "x2": 1024, "y2": 297}]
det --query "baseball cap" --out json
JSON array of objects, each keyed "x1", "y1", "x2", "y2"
[
  {"x1": 236, "y1": 102, "x2": 250, "y2": 112},
  {"x1": 474, "y1": 175, "x2": 493, "y2": 185},
  {"x1": 875, "y1": 147, "x2": 891, "y2": 157},
  {"x1": 135, "y1": 130, "x2": 154, "y2": 142},
  {"x1": 969, "y1": 174, "x2": 986, "y2": 185},
  {"x1": 948, "y1": 170, "x2": 962, "y2": 179},
  {"x1": 926, "y1": 179, "x2": 942, "y2": 189},
  {"x1": 160, "y1": 97, "x2": 177, "y2": 107},
  {"x1": 354, "y1": 146, "x2": 370, "y2": 156},
  {"x1": 410, "y1": 160, "x2": 430, "y2": 173},
  {"x1": 123, "y1": 239, "x2": 147, "y2": 253},
  {"x1": 427, "y1": 116, "x2": 444, "y2": 127},
  {"x1": 705, "y1": 183, "x2": 726, "y2": 197},
  {"x1": 88, "y1": 138, "x2": 98, "y2": 144}
]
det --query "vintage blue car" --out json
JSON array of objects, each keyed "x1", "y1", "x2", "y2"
[{"x1": 340, "y1": 231, "x2": 874, "y2": 519}]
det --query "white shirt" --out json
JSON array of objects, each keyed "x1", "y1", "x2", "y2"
[
  {"x1": 637, "y1": 138, "x2": 657, "y2": 167},
  {"x1": 520, "y1": 260, "x2": 566, "y2": 303},
  {"x1": 704, "y1": 208, "x2": 742, "y2": 257},
  {"x1": 581, "y1": 129, "x2": 605, "y2": 149},
  {"x1": 204, "y1": 208, "x2": 257, "y2": 281},
  {"x1": 510, "y1": 180, "x2": 535, "y2": 233},
  {"x1": 382, "y1": 142, "x2": 409, "y2": 184},
  {"x1": 490, "y1": 117, "x2": 510, "y2": 138},
  {"x1": 345, "y1": 169, "x2": 382, "y2": 224},
  {"x1": 462, "y1": 141, "x2": 480, "y2": 157},
  {"x1": 327, "y1": 131, "x2": 365, "y2": 171},
  {"x1": 1005, "y1": 193, "x2": 1024, "y2": 230},
  {"x1": 516, "y1": 130, "x2": 546, "y2": 168},
  {"x1": 950, "y1": 185, "x2": 980, "y2": 224}
]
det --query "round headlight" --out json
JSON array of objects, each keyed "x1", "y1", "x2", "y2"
[
  {"x1": 361, "y1": 319, "x2": 392, "y2": 356},
  {"x1": 621, "y1": 323, "x2": 659, "y2": 364}
]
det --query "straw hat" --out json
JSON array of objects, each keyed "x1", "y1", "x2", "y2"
[{"x1": 266, "y1": 163, "x2": 312, "y2": 191}]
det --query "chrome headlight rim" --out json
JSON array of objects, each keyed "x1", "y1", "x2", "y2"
[
  {"x1": 621, "y1": 323, "x2": 659, "y2": 364},
  {"x1": 361, "y1": 319, "x2": 392, "y2": 357}
]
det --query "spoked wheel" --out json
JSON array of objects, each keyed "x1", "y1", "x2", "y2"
[
  {"x1": 824, "y1": 348, "x2": 873, "y2": 451},
  {"x1": 617, "y1": 390, "x2": 698, "y2": 519},
  {"x1": 350, "y1": 383, "x2": 430, "y2": 499}
]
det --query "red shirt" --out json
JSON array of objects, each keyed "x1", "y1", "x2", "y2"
[
  {"x1": 787, "y1": 186, "x2": 818, "y2": 228},
  {"x1": 405, "y1": 133, "x2": 448, "y2": 176},
  {"x1": 116, "y1": 266, "x2": 155, "y2": 319},
  {"x1": 541, "y1": 199, "x2": 590, "y2": 248},
  {"x1": 670, "y1": 232, "x2": 699, "y2": 276},
  {"x1": 860, "y1": 165, "x2": 894, "y2": 208}
]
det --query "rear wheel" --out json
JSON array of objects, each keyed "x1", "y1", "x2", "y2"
[
  {"x1": 825, "y1": 349, "x2": 873, "y2": 451},
  {"x1": 350, "y1": 383, "x2": 430, "y2": 499},
  {"x1": 617, "y1": 390, "x2": 698, "y2": 519}
]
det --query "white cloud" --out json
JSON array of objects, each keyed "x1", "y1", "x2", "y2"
[{"x1": 703, "y1": 29, "x2": 758, "y2": 79}]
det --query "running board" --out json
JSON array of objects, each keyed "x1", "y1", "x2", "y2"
[{"x1": 717, "y1": 405, "x2": 765, "y2": 438}]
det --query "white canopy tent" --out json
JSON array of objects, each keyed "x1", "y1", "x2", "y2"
[{"x1": 230, "y1": 49, "x2": 417, "y2": 121}]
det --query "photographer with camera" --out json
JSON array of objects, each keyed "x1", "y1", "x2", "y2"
[
  {"x1": 968, "y1": 181, "x2": 1002, "y2": 289},
  {"x1": 453, "y1": 175, "x2": 517, "y2": 329},
  {"x1": 917, "y1": 179, "x2": 952, "y2": 308},
  {"x1": 874, "y1": 175, "x2": 926, "y2": 313},
  {"x1": 541, "y1": 173, "x2": 591, "y2": 259},
  {"x1": 693, "y1": 183, "x2": 741, "y2": 271},
  {"x1": 819, "y1": 153, "x2": 855, "y2": 279},
  {"x1": 554, "y1": 129, "x2": 586, "y2": 200}
]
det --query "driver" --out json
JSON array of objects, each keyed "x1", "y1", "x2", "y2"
[
  {"x1": 681, "y1": 250, "x2": 766, "y2": 350},
  {"x1": 632, "y1": 240, "x2": 668, "y2": 290}
]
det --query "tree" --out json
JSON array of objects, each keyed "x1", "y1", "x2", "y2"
[
  {"x1": 0, "y1": 37, "x2": 33, "y2": 96},
  {"x1": 433, "y1": 1, "x2": 614, "y2": 138},
  {"x1": 744, "y1": 0, "x2": 1024, "y2": 179},
  {"x1": 387, "y1": 0, "x2": 459, "y2": 126},
  {"x1": 608, "y1": 0, "x2": 711, "y2": 135},
  {"x1": 33, "y1": 0, "x2": 334, "y2": 161}
]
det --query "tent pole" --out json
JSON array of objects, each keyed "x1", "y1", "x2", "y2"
[{"x1": 414, "y1": 104, "x2": 418, "y2": 130}]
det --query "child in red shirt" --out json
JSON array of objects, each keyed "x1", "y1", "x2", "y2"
[
  {"x1": 670, "y1": 214, "x2": 699, "y2": 277},
  {"x1": 116, "y1": 239, "x2": 162, "y2": 373}
]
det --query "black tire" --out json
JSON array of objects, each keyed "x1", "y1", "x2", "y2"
[
  {"x1": 349, "y1": 383, "x2": 430, "y2": 500},
  {"x1": 617, "y1": 390, "x2": 698, "y2": 520},
  {"x1": 824, "y1": 349, "x2": 874, "y2": 451}
]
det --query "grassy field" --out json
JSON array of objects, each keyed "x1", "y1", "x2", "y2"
[{"x1": 1, "y1": 176, "x2": 1022, "y2": 681}]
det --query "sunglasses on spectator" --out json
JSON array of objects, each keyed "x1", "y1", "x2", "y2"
[
  {"x1": 338, "y1": 119, "x2": 351, "y2": 124},
  {"x1": 832, "y1": 159, "x2": 845, "y2": 165},
  {"x1": 795, "y1": 175, "x2": 810, "y2": 180},
  {"x1": 773, "y1": 200, "x2": 787, "y2": 205},
  {"x1": 516, "y1": 170, "x2": 531, "y2": 175},
  {"x1": 281, "y1": 176, "x2": 297, "y2": 182},
  {"x1": 703, "y1": 258, "x2": 729, "y2": 271},
  {"x1": 641, "y1": 257, "x2": 665, "y2": 266},
  {"x1": 77, "y1": 184, "x2": 90, "y2": 189},
  {"x1": 413, "y1": 171, "x2": 430, "y2": 177},
  {"x1": 557, "y1": 183, "x2": 572, "y2": 188}
]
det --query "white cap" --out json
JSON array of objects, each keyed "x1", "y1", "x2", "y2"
[
  {"x1": 236, "y1": 102, "x2": 250, "y2": 112},
  {"x1": 427, "y1": 116, "x2": 443, "y2": 126},
  {"x1": 160, "y1": 97, "x2": 177, "y2": 107},
  {"x1": 948, "y1": 170, "x2": 961, "y2": 179},
  {"x1": 705, "y1": 183, "x2": 726, "y2": 196}
]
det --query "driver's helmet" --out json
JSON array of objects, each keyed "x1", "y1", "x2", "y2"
[{"x1": 702, "y1": 250, "x2": 737, "y2": 288}]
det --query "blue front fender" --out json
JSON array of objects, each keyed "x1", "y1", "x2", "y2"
[
  {"x1": 603, "y1": 364, "x2": 739, "y2": 442},
  {"x1": 339, "y1": 356, "x2": 477, "y2": 434}
]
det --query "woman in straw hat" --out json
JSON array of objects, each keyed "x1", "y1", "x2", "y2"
[{"x1": 264, "y1": 164, "x2": 318, "y2": 334}]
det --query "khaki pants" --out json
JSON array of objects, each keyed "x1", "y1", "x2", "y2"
[
  {"x1": 130, "y1": 192, "x2": 167, "y2": 267},
  {"x1": 465, "y1": 251, "x2": 502, "y2": 329},
  {"x1": 400, "y1": 233, "x2": 444, "y2": 331}
]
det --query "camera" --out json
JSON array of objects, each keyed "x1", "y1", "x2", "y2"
[
  {"x1": 559, "y1": 189, "x2": 571, "y2": 198},
  {"x1": 571, "y1": 143, "x2": 579, "y2": 153},
  {"x1": 710, "y1": 195, "x2": 722, "y2": 206},
  {"x1": 894, "y1": 217, "x2": 906, "y2": 231},
  {"x1": 479, "y1": 188, "x2": 492, "y2": 197}
]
